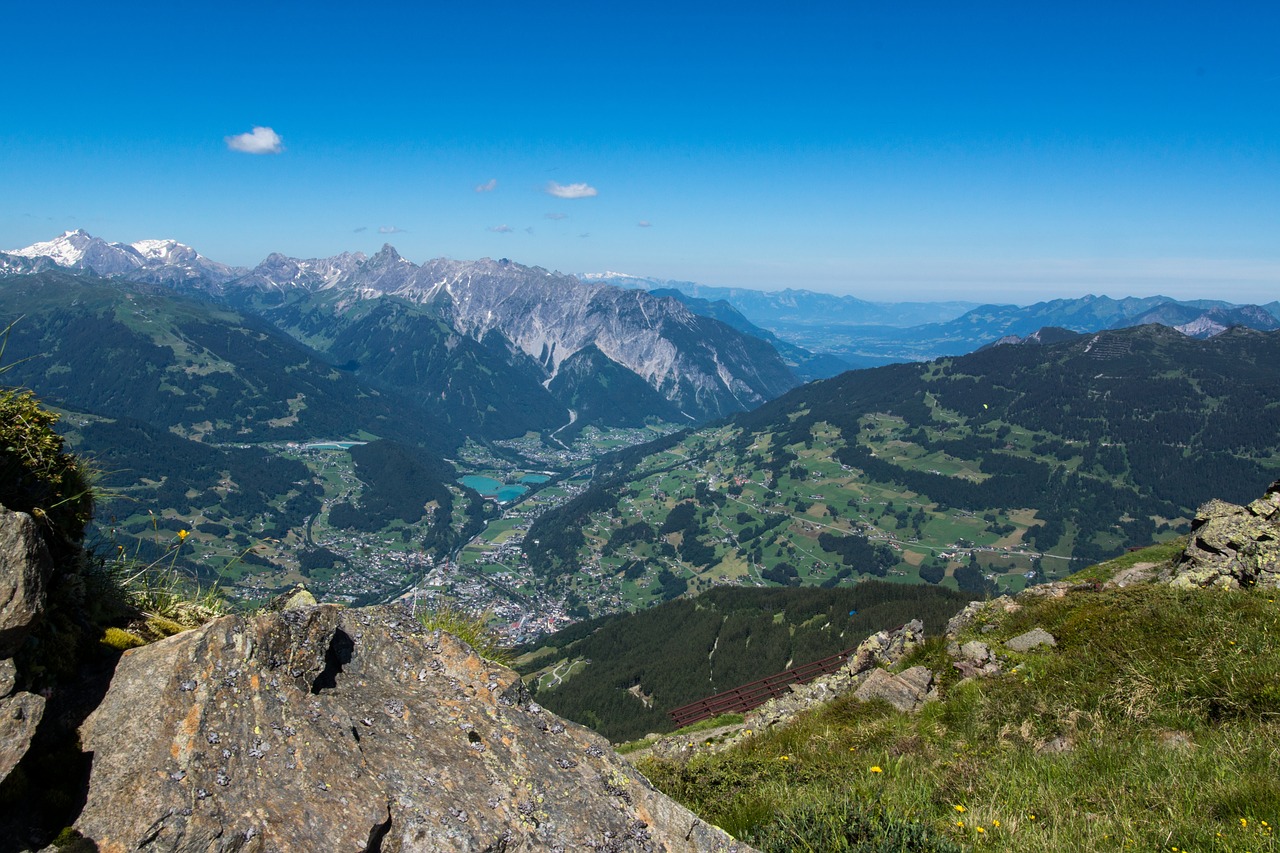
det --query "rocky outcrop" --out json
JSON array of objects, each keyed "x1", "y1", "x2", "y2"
[
  {"x1": 74, "y1": 603, "x2": 752, "y2": 852},
  {"x1": 1166, "y1": 481, "x2": 1280, "y2": 590},
  {"x1": 0, "y1": 505, "x2": 51, "y2": 785},
  {"x1": 745, "y1": 620, "x2": 925, "y2": 730}
]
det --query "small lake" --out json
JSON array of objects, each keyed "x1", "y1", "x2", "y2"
[
  {"x1": 459, "y1": 475, "x2": 529, "y2": 503},
  {"x1": 520, "y1": 474, "x2": 551, "y2": 484}
]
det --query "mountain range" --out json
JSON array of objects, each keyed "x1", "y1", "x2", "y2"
[{"x1": 3, "y1": 231, "x2": 799, "y2": 428}]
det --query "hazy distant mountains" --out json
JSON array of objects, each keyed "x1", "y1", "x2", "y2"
[
  {"x1": 583, "y1": 272, "x2": 978, "y2": 327},
  {"x1": 585, "y1": 271, "x2": 1280, "y2": 365}
]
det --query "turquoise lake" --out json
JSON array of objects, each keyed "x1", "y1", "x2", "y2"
[{"x1": 459, "y1": 475, "x2": 528, "y2": 503}]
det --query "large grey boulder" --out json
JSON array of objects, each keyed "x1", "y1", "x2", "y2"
[
  {"x1": 853, "y1": 666, "x2": 936, "y2": 713},
  {"x1": 1005, "y1": 628, "x2": 1057, "y2": 653},
  {"x1": 75, "y1": 604, "x2": 752, "y2": 852}
]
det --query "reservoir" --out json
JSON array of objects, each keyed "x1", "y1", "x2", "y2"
[{"x1": 459, "y1": 474, "x2": 528, "y2": 503}]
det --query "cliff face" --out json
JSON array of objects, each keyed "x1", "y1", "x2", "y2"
[{"x1": 73, "y1": 604, "x2": 753, "y2": 852}]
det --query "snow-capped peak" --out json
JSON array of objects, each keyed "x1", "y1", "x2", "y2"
[
  {"x1": 131, "y1": 238, "x2": 201, "y2": 265},
  {"x1": 6, "y1": 229, "x2": 144, "y2": 273}
]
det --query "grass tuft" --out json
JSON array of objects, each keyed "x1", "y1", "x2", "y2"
[{"x1": 417, "y1": 603, "x2": 513, "y2": 667}]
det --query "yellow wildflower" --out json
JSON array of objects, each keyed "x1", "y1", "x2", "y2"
[
  {"x1": 954, "y1": 805, "x2": 967, "y2": 813},
  {"x1": 992, "y1": 820, "x2": 1001, "y2": 827},
  {"x1": 976, "y1": 827, "x2": 985, "y2": 834},
  {"x1": 177, "y1": 529, "x2": 189, "y2": 541},
  {"x1": 869, "y1": 766, "x2": 882, "y2": 773}
]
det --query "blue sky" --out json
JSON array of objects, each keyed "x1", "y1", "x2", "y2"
[{"x1": 3, "y1": 1, "x2": 1278, "y2": 303}]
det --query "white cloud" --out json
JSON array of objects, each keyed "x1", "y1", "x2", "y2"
[
  {"x1": 544, "y1": 212, "x2": 568, "y2": 220},
  {"x1": 353, "y1": 226, "x2": 367, "y2": 233},
  {"x1": 546, "y1": 181, "x2": 598, "y2": 199},
  {"x1": 379, "y1": 225, "x2": 407, "y2": 234},
  {"x1": 475, "y1": 178, "x2": 498, "y2": 192},
  {"x1": 488, "y1": 224, "x2": 513, "y2": 233},
  {"x1": 225, "y1": 126, "x2": 284, "y2": 155},
  {"x1": 637, "y1": 220, "x2": 652, "y2": 228}
]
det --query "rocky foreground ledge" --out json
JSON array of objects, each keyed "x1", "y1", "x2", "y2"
[{"x1": 70, "y1": 603, "x2": 751, "y2": 852}]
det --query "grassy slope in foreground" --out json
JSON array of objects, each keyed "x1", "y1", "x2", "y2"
[{"x1": 638, "y1": 543, "x2": 1280, "y2": 852}]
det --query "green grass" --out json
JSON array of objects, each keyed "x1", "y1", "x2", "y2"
[
  {"x1": 638, "y1": 583, "x2": 1280, "y2": 852},
  {"x1": 1065, "y1": 538, "x2": 1188, "y2": 584},
  {"x1": 417, "y1": 604, "x2": 513, "y2": 666}
]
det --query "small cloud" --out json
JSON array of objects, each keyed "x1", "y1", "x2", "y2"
[
  {"x1": 379, "y1": 225, "x2": 407, "y2": 234},
  {"x1": 488, "y1": 224, "x2": 513, "y2": 233},
  {"x1": 353, "y1": 226, "x2": 368, "y2": 233},
  {"x1": 525, "y1": 227, "x2": 535, "y2": 235},
  {"x1": 474, "y1": 178, "x2": 498, "y2": 192},
  {"x1": 546, "y1": 181, "x2": 598, "y2": 199},
  {"x1": 578, "y1": 233, "x2": 590, "y2": 238},
  {"x1": 544, "y1": 212, "x2": 568, "y2": 221},
  {"x1": 225, "y1": 126, "x2": 284, "y2": 155},
  {"x1": 637, "y1": 220, "x2": 652, "y2": 228}
]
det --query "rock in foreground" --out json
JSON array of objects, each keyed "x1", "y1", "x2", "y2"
[
  {"x1": 75, "y1": 604, "x2": 750, "y2": 852},
  {"x1": 1168, "y1": 480, "x2": 1280, "y2": 589}
]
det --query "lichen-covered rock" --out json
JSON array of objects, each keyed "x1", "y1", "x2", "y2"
[
  {"x1": 1167, "y1": 481, "x2": 1280, "y2": 590},
  {"x1": 852, "y1": 666, "x2": 935, "y2": 713},
  {"x1": 849, "y1": 619, "x2": 924, "y2": 674},
  {"x1": 944, "y1": 597, "x2": 1021, "y2": 637},
  {"x1": 0, "y1": 505, "x2": 52, "y2": 657},
  {"x1": 75, "y1": 604, "x2": 752, "y2": 852}
]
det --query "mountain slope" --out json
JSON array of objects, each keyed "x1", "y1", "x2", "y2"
[
  {"x1": 515, "y1": 581, "x2": 968, "y2": 742},
  {"x1": 521, "y1": 325, "x2": 1280, "y2": 596},
  {"x1": 0, "y1": 271, "x2": 478, "y2": 600},
  {"x1": 639, "y1": 543, "x2": 1280, "y2": 852},
  {"x1": 219, "y1": 246, "x2": 799, "y2": 423}
]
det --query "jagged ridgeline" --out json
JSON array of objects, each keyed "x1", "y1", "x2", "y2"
[
  {"x1": 525, "y1": 325, "x2": 1280, "y2": 596},
  {"x1": 515, "y1": 581, "x2": 969, "y2": 742}
]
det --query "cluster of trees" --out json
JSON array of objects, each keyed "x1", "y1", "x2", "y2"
[
  {"x1": 327, "y1": 440, "x2": 453, "y2": 532},
  {"x1": 519, "y1": 582, "x2": 969, "y2": 742},
  {"x1": 817, "y1": 532, "x2": 897, "y2": 577}
]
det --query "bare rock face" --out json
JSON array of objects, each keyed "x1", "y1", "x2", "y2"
[
  {"x1": 0, "y1": 505, "x2": 52, "y2": 657},
  {"x1": 1167, "y1": 481, "x2": 1280, "y2": 590},
  {"x1": 0, "y1": 505, "x2": 51, "y2": 785},
  {"x1": 75, "y1": 604, "x2": 751, "y2": 852}
]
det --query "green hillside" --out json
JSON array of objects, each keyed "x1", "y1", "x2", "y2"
[
  {"x1": 516, "y1": 581, "x2": 969, "y2": 742},
  {"x1": 0, "y1": 273, "x2": 480, "y2": 604},
  {"x1": 638, "y1": 547, "x2": 1280, "y2": 852},
  {"x1": 522, "y1": 326, "x2": 1280, "y2": 606}
]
